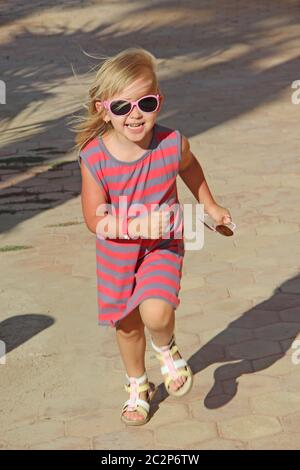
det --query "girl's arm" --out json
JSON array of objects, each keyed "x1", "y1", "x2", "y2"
[
  {"x1": 178, "y1": 135, "x2": 217, "y2": 211},
  {"x1": 178, "y1": 135, "x2": 232, "y2": 224},
  {"x1": 81, "y1": 161, "x2": 122, "y2": 238}
]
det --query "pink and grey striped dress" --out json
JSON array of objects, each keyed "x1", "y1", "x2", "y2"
[{"x1": 79, "y1": 123, "x2": 185, "y2": 327}]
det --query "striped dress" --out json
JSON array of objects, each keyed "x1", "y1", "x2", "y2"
[{"x1": 79, "y1": 123, "x2": 185, "y2": 327}]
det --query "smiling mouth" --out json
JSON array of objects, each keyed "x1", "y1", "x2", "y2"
[{"x1": 125, "y1": 123, "x2": 145, "y2": 128}]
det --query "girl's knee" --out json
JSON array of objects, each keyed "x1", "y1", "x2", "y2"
[
  {"x1": 116, "y1": 325, "x2": 144, "y2": 341},
  {"x1": 140, "y1": 298, "x2": 174, "y2": 331},
  {"x1": 116, "y1": 307, "x2": 144, "y2": 338}
]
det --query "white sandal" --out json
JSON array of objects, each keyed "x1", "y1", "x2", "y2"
[
  {"x1": 121, "y1": 372, "x2": 156, "y2": 426},
  {"x1": 151, "y1": 334, "x2": 193, "y2": 397}
]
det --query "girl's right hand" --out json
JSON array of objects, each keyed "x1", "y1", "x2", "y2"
[{"x1": 128, "y1": 210, "x2": 170, "y2": 239}]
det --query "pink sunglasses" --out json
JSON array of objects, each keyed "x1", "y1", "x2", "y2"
[{"x1": 102, "y1": 94, "x2": 161, "y2": 116}]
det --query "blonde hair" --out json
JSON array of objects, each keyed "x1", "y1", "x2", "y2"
[{"x1": 73, "y1": 48, "x2": 159, "y2": 153}]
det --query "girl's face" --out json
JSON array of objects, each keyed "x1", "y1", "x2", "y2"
[{"x1": 95, "y1": 75, "x2": 164, "y2": 142}]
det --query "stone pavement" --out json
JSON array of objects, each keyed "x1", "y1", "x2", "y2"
[{"x1": 0, "y1": 0, "x2": 300, "y2": 450}]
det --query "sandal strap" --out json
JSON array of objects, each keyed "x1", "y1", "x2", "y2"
[
  {"x1": 122, "y1": 398, "x2": 150, "y2": 414},
  {"x1": 150, "y1": 334, "x2": 175, "y2": 353},
  {"x1": 165, "y1": 369, "x2": 190, "y2": 389},
  {"x1": 123, "y1": 372, "x2": 149, "y2": 412},
  {"x1": 161, "y1": 358, "x2": 187, "y2": 376},
  {"x1": 155, "y1": 345, "x2": 178, "y2": 362},
  {"x1": 151, "y1": 335, "x2": 185, "y2": 381},
  {"x1": 124, "y1": 383, "x2": 149, "y2": 393},
  {"x1": 125, "y1": 371, "x2": 148, "y2": 385}
]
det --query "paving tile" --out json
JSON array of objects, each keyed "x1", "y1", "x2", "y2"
[
  {"x1": 66, "y1": 410, "x2": 123, "y2": 438},
  {"x1": 200, "y1": 327, "x2": 253, "y2": 346},
  {"x1": 249, "y1": 432, "x2": 300, "y2": 450},
  {"x1": 30, "y1": 436, "x2": 91, "y2": 450},
  {"x1": 93, "y1": 429, "x2": 154, "y2": 450},
  {"x1": 145, "y1": 403, "x2": 190, "y2": 429},
  {"x1": 190, "y1": 395, "x2": 252, "y2": 423},
  {"x1": 279, "y1": 306, "x2": 300, "y2": 323},
  {"x1": 155, "y1": 420, "x2": 217, "y2": 448},
  {"x1": 225, "y1": 339, "x2": 282, "y2": 361},
  {"x1": 254, "y1": 322, "x2": 300, "y2": 341},
  {"x1": 219, "y1": 415, "x2": 282, "y2": 441},
  {"x1": 2, "y1": 421, "x2": 65, "y2": 448},
  {"x1": 281, "y1": 411, "x2": 300, "y2": 434},
  {"x1": 204, "y1": 270, "x2": 255, "y2": 288},
  {"x1": 223, "y1": 374, "x2": 281, "y2": 398},
  {"x1": 195, "y1": 438, "x2": 247, "y2": 450},
  {"x1": 251, "y1": 354, "x2": 294, "y2": 376},
  {"x1": 250, "y1": 391, "x2": 300, "y2": 416}
]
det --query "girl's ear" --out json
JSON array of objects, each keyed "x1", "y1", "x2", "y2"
[
  {"x1": 158, "y1": 94, "x2": 164, "y2": 111},
  {"x1": 95, "y1": 100, "x2": 110, "y2": 123},
  {"x1": 95, "y1": 100, "x2": 103, "y2": 113}
]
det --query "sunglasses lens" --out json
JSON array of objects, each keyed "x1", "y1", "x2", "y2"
[
  {"x1": 139, "y1": 96, "x2": 158, "y2": 112},
  {"x1": 110, "y1": 100, "x2": 131, "y2": 116}
]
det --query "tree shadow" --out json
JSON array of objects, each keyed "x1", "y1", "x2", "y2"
[
  {"x1": 0, "y1": 160, "x2": 80, "y2": 233},
  {"x1": 1, "y1": 1, "x2": 300, "y2": 232},
  {"x1": 0, "y1": 0, "x2": 98, "y2": 27},
  {"x1": 151, "y1": 274, "x2": 300, "y2": 413},
  {"x1": 0, "y1": 313, "x2": 55, "y2": 360}
]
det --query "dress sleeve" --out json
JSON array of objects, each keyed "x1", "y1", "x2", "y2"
[
  {"x1": 174, "y1": 129, "x2": 182, "y2": 162},
  {"x1": 78, "y1": 147, "x2": 108, "y2": 199}
]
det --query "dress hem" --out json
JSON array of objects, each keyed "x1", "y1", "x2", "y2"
[{"x1": 98, "y1": 294, "x2": 180, "y2": 328}]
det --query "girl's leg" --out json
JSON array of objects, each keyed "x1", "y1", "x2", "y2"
[
  {"x1": 116, "y1": 306, "x2": 148, "y2": 422},
  {"x1": 139, "y1": 298, "x2": 186, "y2": 391}
]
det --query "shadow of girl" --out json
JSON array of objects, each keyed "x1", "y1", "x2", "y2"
[{"x1": 151, "y1": 274, "x2": 300, "y2": 413}]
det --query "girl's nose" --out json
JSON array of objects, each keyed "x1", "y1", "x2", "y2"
[{"x1": 129, "y1": 104, "x2": 142, "y2": 117}]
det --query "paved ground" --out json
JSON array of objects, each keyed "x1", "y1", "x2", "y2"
[{"x1": 0, "y1": 0, "x2": 300, "y2": 450}]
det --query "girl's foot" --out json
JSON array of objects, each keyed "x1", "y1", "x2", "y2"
[
  {"x1": 121, "y1": 373, "x2": 156, "y2": 426},
  {"x1": 168, "y1": 350, "x2": 188, "y2": 392},
  {"x1": 151, "y1": 335, "x2": 193, "y2": 397},
  {"x1": 122, "y1": 390, "x2": 150, "y2": 422}
]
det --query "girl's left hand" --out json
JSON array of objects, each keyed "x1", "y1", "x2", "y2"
[{"x1": 206, "y1": 203, "x2": 232, "y2": 226}]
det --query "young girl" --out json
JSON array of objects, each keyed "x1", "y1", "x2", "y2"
[{"x1": 75, "y1": 48, "x2": 232, "y2": 426}]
